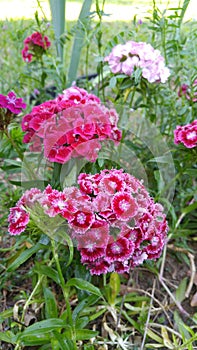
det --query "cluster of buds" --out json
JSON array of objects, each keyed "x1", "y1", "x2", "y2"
[{"x1": 178, "y1": 79, "x2": 197, "y2": 102}]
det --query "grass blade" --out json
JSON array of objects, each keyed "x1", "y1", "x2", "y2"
[
  {"x1": 48, "y1": 0, "x2": 66, "y2": 61},
  {"x1": 67, "y1": 0, "x2": 93, "y2": 86}
]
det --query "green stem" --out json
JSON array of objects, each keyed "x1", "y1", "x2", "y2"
[
  {"x1": 21, "y1": 256, "x2": 55, "y2": 323},
  {"x1": 129, "y1": 85, "x2": 137, "y2": 108},
  {"x1": 51, "y1": 240, "x2": 73, "y2": 328},
  {"x1": 21, "y1": 275, "x2": 45, "y2": 323}
]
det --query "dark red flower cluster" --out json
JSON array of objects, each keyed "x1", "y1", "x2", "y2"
[
  {"x1": 22, "y1": 86, "x2": 122, "y2": 163},
  {"x1": 174, "y1": 120, "x2": 197, "y2": 148},
  {"x1": 22, "y1": 31, "x2": 51, "y2": 62},
  {"x1": 8, "y1": 169, "x2": 168, "y2": 275}
]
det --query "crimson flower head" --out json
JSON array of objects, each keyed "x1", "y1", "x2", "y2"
[
  {"x1": 8, "y1": 169, "x2": 168, "y2": 275},
  {"x1": 22, "y1": 31, "x2": 51, "y2": 62},
  {"x1": 21, "y1": 86, "x2": 122, "y2": 164},
  {"x1": 174, "y1": 120, "x2": 197, "y2": 148}
]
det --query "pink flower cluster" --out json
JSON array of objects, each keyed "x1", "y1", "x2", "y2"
[
  {"x1": 0, "y1": 91, "x2": 26, "y2": 114},
  {"x1": 8, "y1": 169, "x2": 168, "y2": 275},
  {"x1": 22, "y1": 32, "x2": 51, "y2": 62},
  {"x1": 178, "y1": 80, "x2": 197, "y2": 102},
  {"x1": 22, "y1": 86, "x2": 122, "y2": 163},
  {"x1": 104, "y1": 41, "x2": 170, "y2": 83},
  {"x1": 174, "y1": 120, "x2": 197, "y2": 148}
]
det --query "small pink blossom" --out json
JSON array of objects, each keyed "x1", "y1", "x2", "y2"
[
  {"x1": 0, "y1": 91, "x2": 26, "y2": 114},
  {"x1": 8, "y1": 207, "x2": 30, "y2": 235},
  {"x1": 174, "y1": 120, "x2": 197, "y2": 148},
  {"x1": 112, "y1": 192, "x2": 138, "y2": 221}
]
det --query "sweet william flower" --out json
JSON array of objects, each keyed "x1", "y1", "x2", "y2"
[
  {"x1": 22, "y1": 31, "x2": 51, "y2": 62},
  {"x1": 8, "y1": 169, "x2": 168, "y2": 275},
  {"x1": 105, "y1": 40, "x2": 170, "y2": 84},
  {"x1": 0, "y1": 91, "x2": 26, "y2": 131},
  {"x1": 174, "y1": 120, "x2": 197, "y2": 148},
  {"x1": 8, "y1": 207, "x2": 30, "y2": 235},
  {"x1": 0, "y1": 91, "x2": 26, "y2": 114},
  {"x1": 22, "y1": 86, "x2": 122, "y2": 164}
]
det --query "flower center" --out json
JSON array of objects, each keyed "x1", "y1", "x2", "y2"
[
  {"x1": 187, "y1": 131, "x2": 196, "y2": 140},
  {"x1": 111, "y1": 243, "x2": 122, "y2": 253},
  {"x1": 7, "y1": 95, "x2": 16, "y2": 105},
  {"x1": 119, "y1": 199, "x2": 129, "y2": 211},
  {"x1": 77, "y1": 212, "x2": 86, "y2": 224}
]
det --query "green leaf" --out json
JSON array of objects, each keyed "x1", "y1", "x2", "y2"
[
  {"x1": 108, "y1": 272, "x2": 120, "y2": 305},
  {"x1": 18, "y1": 319, "x2": 65, "y2": 339},
  {"x1": 53, "y1": 331, "x2": 74, "y2": 350},
  {"x1": 146, "y1": 329, "x2": 163, "y2": 343},
  {"x1": 0, "y1": 331, "x2": 16, "y2": 345},
  {"x1": 44, "y1": 288, "x2": 58, "y2": 319},
  {"x1": 182, "y1": 201, "x2": 197, "y2": 214},
  {"x1": 75, "y1": 329, "x2": 98, "y2": 340},
  {"x1": 0, "y1": 308, "x2": 13, "y2": 323},
  {"x1": 7, "y1": 243, "x2": 45, "y2": 272},
  {"x1": 17, "y1": 334, "x2": 51, "y2": 346},
  {"x1": 109, "y1": 76, "x2": 117, "y2": 88},
  {"x1": 175, "y1": 277, "x2": 188, "y2": 303},
  {"x1": 75, "y1": 316, "x2": 89, "y2": 329},
  {"x1": 34, "y1": 264, "x2": 60, "y2": 285},
  {"x1": 3, "y1": 159, "x2": 22, "y2": 167},
  {"x1": 72, "y1": 294, "x2": 99, "y2": 322},
  {"x1": 9, "y1": 179, "x2": 47, "y2": 189},
  {"x1": 65, "y1": 278, "x2": 102, "y2": 297}
]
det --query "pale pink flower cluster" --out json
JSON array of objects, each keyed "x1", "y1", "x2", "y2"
[
  {"x1": 22, "y1": 32, "x2": 51, "y2": 63},
  {"x1": 104, "y1": 41, "x2": 170, "y2": 83},
  {"x1": 8, "y1": 169, "x2": 168, "y2": 275},
  {"x1": 174, "y1": 120, "x2": 197, "y2": 148},
  {"x1": 22, "y1": 86, "x2": 122, "y2": 163}
]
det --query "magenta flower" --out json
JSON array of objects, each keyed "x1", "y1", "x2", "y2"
[
  {"x1": 22, "y1": 31, "x2": 51, "y2": 62},
  {"x1": 21, "y1": 86, "x2": 122, "y2": 164},
  {"x1": 174, "y1": 120, "x2": 197, "y2": 148},
  {"x1": 0, "y1": 91, "x2": 26, "y2": 114},
  {"x1": 8, "y1": 207, "x2": 30, "y2": 235},
  {"x1": 104, "y1": 40, "x2": 170, "y2": 84}
]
